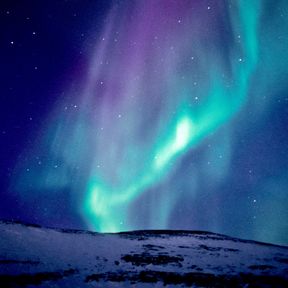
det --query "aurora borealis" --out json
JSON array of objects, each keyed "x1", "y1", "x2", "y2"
[
  {"x1": 82, "y1": 0, "x2": 261, "y2": 232},
  {"x1": 1, "y1": 0, "x2": 288, "y2": 245}
]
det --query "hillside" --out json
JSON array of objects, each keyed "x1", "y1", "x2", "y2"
[{"x1": 0, "y1": 221, "x2": 287, "y2": 287}]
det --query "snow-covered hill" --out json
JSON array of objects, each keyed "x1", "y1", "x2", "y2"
[{"x1": 0, "y1": 220, "x2": 287, "y2": 287}]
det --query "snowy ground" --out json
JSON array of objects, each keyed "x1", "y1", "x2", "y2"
[{"x1": 0, "y1": 220, "x2": 287, "y2": 287}]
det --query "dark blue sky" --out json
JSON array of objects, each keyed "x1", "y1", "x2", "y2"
[{"x1": 0, "y1": 0, "x2": 111, "y2": 213}]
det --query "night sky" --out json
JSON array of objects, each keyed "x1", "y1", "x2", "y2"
[{"x1": 1, "y1": 0, "x2": 288, "y2": 245}]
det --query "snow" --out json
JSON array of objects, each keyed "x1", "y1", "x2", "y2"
[{"x1": 0, "y1": 221, "x2": 287, "y2": 287}]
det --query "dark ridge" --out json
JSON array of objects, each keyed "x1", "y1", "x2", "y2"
[
  {"x1": 1, "y1": 220, "x2": 287, "y2": 249},
  {"x1": 85, "y1": 271, "x2": 288, "y2": 287},
  {"x1": 275, "y1": 257, "x2": 288, "y2": 264},
  {"x1": 248, "y1": 265, "x2": 276, "y2": 270},
  {"x1": 0, "y1": 219, "x2": 42, "y2": 228},
  {"x1": 0, "y1": 260, "x2": 40, "y2": 265},
  {"x1": 54, "y1": 228, "x2": 100, "y2": 236},
  {"x1": 121, "y1": 253, "x2": 184, "y2": 266},
  {"x1": 118, "y1": 229, "x2": 220, "y2": 236},
  {"x1": 118, "y1": 230, "x2": 288, "y2": 249},
  {"x1": 0, "y1": 269, "x2": 77, "y2": 288},
  {"x1": 117, "y1": 230, "x2": 231, "y2": 242}
]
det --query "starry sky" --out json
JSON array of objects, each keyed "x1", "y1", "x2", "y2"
[{"x1": 1, "y1": 0, "x2": 288, "y2": 245}]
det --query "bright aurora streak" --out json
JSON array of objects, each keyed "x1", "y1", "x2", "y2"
[{"x1": 12, "y1": 0, "x2": 288, "y2": 239}]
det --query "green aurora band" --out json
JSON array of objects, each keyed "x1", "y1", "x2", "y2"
[{"x1": 83, "y1": 1, "x2": 261, "y2": 232}]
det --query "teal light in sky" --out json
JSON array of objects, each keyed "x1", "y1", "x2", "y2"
[
  {"x1": 11, "y1": 0, "x2": 288, "y2": 245},
  {"x1": 81, "y1": 0, "x2": 261, "y2": 232}
]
